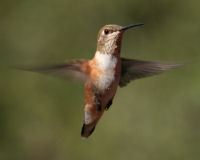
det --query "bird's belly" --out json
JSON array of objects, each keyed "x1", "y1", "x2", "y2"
[{"x1": 94, "y1": 72, "x2": 115, "y2": 91}]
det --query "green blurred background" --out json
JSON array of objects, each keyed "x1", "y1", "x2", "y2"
[{"x1": 1, "y1": 0, "x2": 200, "y2": 160}]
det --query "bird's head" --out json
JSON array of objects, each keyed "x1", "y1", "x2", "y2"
[{"x1": 96, "y1": 23, "x2": 144, "y2": 54}]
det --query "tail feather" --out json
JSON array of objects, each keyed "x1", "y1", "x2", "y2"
[{"x1": 81, "y1": 123, "x2": 96, "y2": 139}]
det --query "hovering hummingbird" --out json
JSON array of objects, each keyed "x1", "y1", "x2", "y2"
[{"x1": 20, "y1": 24, "x2": 183, "y2": 139}]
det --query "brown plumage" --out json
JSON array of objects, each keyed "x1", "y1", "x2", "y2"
[{"x1": 17, "y1": 24, "x2": 184, "y2": 138}]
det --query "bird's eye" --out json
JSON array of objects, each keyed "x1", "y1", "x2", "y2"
[{"x1": 104, "y1": 29, "x2": 109, "y2": 35}]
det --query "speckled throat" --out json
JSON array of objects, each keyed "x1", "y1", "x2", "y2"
[{"x1": 97, "y1": 32, "x2": 123, "y2": 55}]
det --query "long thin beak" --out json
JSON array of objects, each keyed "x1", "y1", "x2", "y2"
[{"x1": 119, "y1": 23, "x2": 144, "y2": 31}]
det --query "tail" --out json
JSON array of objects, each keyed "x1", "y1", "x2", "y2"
[{"x1": 81, "y1": 122, "x2": 97, "y2": 139}]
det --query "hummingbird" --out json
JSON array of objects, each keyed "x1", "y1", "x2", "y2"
[{"x1": 20, "y1": 23, "x2": 183, "y2": 139}]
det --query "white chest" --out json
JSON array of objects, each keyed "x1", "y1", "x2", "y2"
[{"x1": 94, "y1": 52, "x2": 117, "y2": 90}]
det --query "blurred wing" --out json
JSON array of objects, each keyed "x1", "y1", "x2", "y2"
[
  {"x1": 119, "y1": 58, "x2": 184, "y2": 87},
  {"x1": 17, "y1": 59, "x2": 89, "y2": 83}
]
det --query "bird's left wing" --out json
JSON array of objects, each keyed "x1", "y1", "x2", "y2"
[
  {"x1": 119, "y1": 58, "x2": 184, "y2": 87},
  {"x1": 17, "y1": 59, "x2": 90, "y2": 83}
]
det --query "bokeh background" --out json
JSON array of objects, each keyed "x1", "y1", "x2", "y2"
[{"x1": 1, "y1": 0, "x2": 200, "y2": 160}]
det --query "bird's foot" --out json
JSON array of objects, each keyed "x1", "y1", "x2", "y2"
[{"x1": 105, "y1": 99, "x2": 113, "y2": 110}]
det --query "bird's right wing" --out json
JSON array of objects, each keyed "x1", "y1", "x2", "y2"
[
  {"x1": 17, "y1": 59, "x2": 90, "y2": 83},
  {"x1": 119, "y1": 58, "x2": 184, "y2": 87}
]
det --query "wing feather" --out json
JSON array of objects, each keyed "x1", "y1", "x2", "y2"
[
  {"x1": 17, "y1": 59, "x2": 89, "y2": 82},
  {"x1": 119, "y1": 58, "x2": 184, "y2": 87}
]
